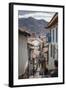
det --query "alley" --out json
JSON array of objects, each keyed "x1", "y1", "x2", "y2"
[
  {"x1": 29, "y1": 65, "x2": 42, "y2": 78},
  {"x1": 18, "y1": 12, "x2": 58, "y2": 79}
]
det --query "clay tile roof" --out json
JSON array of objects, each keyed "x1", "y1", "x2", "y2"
[
  {"x1": 45, "y1": 13, "x2": 58, "y2": 28},
  {"x1": 19, "y1": 27, "x2": 31, "y2": 36}
]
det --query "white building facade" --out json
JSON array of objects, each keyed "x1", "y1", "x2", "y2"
[
  {"x1": 18, "y1": 28, "x2": 30, "y2": 78},
  {"x1": 46, "y1": 13, "x2": 58, "y2": 70}
]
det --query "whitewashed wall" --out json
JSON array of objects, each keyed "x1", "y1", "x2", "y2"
[
  {"x1": 48, "y1": 26, "x2": 58, "y2": 70},
  {"x1": 18, "y1": 34, "x2": 28, "y2": 76}
]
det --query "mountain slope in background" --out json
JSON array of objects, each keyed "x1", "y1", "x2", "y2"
[{"x1": 18, "y1": 17, "x2": 49, "y2": 36}]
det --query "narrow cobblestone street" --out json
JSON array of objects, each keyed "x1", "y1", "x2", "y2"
[{"x1": 29, "y1": 65, "x2": 42, "y2": 78}]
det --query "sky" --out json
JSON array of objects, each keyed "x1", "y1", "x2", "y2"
[{"x1": 18, "y1": 10, "x2": 56, "y2": 22}]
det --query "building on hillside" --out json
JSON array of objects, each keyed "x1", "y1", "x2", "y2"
[
  {"x1": 27, "y1": 38, "x2": 40, "y2": 76},
  {"x1": 27, "y1": 41, "x2": 34, "y2": 76}
]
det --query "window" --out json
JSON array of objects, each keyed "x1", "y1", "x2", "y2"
[
  {"x1": 50, "y1": 29, "x2": 51, "y2": 42},
  {"x1": 51, "y1": 44, "x2": 52, "y2": 57},
  {"x1": 56, "y1": 27, "x2": 58, "y2": 42},
  {"x1": 53, "y1": 29, "x2": 54, "y2": 42}
]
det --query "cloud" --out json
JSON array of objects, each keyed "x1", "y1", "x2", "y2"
[{"x1": 18, "y1": 12, "x2": 55, "y2": 22}]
